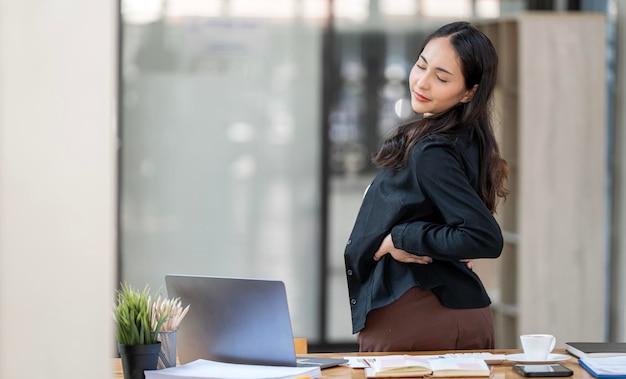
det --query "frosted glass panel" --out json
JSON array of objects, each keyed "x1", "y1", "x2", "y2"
[{"x1": 120, "y1": 16, "x2": 323, "y2": 340}]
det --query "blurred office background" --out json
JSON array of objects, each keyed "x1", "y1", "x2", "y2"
[
  {"x1": 2, "y1": 0, "x2": 626, "y2": 378},
  {"x1": 117, "y1": 0, "x2": 617, "y2": 351}
]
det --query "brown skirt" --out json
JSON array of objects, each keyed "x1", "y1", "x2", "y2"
[{"x1": 357, "y1": 286, "x2": 495, "y2": 352}]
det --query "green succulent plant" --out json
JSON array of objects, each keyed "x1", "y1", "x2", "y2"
[{"x1": 114, "y1": 282, "x2": 169, "y2": 345}]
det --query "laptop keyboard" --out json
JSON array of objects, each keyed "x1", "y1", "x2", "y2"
[
  {"x1": 296, "y1": 359, "x2": 322, "y2": 367},
  {"x1": 296, "y1": 356, "x2": 348, "y2": 368}
]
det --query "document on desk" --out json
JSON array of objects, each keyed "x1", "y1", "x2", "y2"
[
  {"x1": 358, "y1": 355, "x2": 491, "y2": 378},
  {"x1": 143, "y1": 359, "x2": 321, "y2": 379},
  {"x1": 579, "y1": 356, "x2": 626, "y2": 378}
]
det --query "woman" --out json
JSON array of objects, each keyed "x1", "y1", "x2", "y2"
[{"x1": 344, "y1": 21, "x2": 508, "y2": 352}]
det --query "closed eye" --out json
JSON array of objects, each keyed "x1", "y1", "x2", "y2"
[
  {"x1": 419, "y1": 54, "x2": 454, "y2": 82},
  {"x1": 416, "y1": 64, "x2": 448, "y2": 82}
]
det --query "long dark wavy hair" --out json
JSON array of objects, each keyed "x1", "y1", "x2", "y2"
[{"x1": 373, "y1": 21, "x2": 508, "y2": 213}]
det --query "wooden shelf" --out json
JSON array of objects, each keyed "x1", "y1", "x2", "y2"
[{"x1": 478, "y1": 12, "x2": 607, "y2": 348}]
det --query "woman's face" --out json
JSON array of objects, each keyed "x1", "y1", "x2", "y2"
[{"x1": 409, "y1": 37, "x2": 476, "y2": 117}]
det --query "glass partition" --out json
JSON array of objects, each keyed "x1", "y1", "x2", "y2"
[
  {"x1": 120, "y1": 1, "x2": 325, "y2": 341},
  {"x1": 120, "y1": 0, "x2": 574, "y2": 349}
]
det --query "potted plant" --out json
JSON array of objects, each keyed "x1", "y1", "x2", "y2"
[{"x1": 114, "y1": 282, "x2": 169, "y2": 379}]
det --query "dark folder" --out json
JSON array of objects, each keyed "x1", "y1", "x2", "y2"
[{"x1": 566, "y1": 342, "x2": 626, "y2": 358}]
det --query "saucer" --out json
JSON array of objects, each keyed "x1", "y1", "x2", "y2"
[{"x1": 505, "y1": 353, "x2": 571, "y2": 363}]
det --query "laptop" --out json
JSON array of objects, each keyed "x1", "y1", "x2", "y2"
[{"x1": 164, "y1": 274, "x2": 348, "y2": 369}]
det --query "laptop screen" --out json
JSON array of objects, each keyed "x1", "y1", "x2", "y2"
[{"x1": 165, "y1": 274, "x2": 298, "y2": 366}]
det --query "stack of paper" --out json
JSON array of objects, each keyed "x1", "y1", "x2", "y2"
[
  {"x1": 143, "y1": 359, "x2": 321, "y2": 379},
  {"x1": 579, "y1": 356, "x2": 626, "y2": 378}
]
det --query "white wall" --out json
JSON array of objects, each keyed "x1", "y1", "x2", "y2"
[{"x1": 0, "y1": 1, "x2": 117, "y2": 379}]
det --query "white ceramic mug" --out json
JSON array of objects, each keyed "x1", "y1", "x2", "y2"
[{"x1": 520, "y1": 334, "x2": 556, "y2": 360}]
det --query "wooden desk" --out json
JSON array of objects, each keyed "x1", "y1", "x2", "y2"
[{"x1": 112, "y1": 349, "x2": 596, "y2": 379}]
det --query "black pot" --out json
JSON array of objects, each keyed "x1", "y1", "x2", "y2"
[{"x1": 118, "y1": 342, "x2": 161, "y2": 379}]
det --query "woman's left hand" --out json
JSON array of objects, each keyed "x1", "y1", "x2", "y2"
[{"x1": 373, "y1": 234, "x2": 433, "y2": 264}]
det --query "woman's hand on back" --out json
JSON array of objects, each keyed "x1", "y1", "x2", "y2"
[
  {"x1": 373, "y1": 234, "x2": 433, "y2": 264},
  {"x1": 373, "y1": 234, "x2": 475, "y2": 269}
]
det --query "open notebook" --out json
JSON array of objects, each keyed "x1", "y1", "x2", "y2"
[{"x1": 165, "y1": 274, "x2": 347, "y2": 369}]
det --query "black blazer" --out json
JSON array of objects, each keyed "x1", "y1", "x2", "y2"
[{"x1": 344, "y1": 130, "x2": 503, "y2": 334}]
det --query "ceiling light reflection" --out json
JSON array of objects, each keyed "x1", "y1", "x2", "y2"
[
  {"x1": 380, "y1": 0, "x2": 418, "y2": 16},
  {"x1": 122, "y1": 0, "x2": 163, "y2": 24},
  {"x1": 167, "y1": 0, "x2": 222, "y2": 17},
  {"x1": 301, "y1": 0, "x2": 329, "y2": 19},
  {"x1": 122, "y1": 0, "x2": 500, "y2": 31},
  {"x1": 421, "y1": 0, "x2": 471, "y2": 18},
  {"x1": 231, "y1": 155, "x2": 257, "y2": 180},
  {"x1": 228, "y1": 122, "x2": 256, "y2": 143},
  {"x1": 229, "y1": 0, "x2": 296, "y2": 18},
  {"x1": 334, "y1": 0, "x2": 369, "y2": 21},
  {"x1": 476, "y1": 0, "x2": 500, "y2": 18}
]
